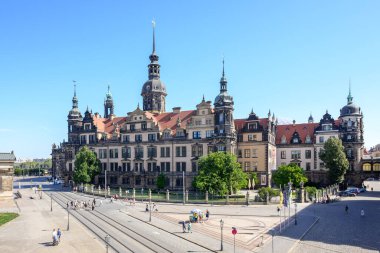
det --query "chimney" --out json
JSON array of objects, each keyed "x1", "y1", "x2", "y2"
[
  {"x1": 173, "y1": 107, "x2": 181, "y2": 114},
  {"x1": 292, "y1": 120, "x2": 296, "y2": 126}
]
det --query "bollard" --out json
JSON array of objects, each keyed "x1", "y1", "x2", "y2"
[
  {"x1": 205, "y1": 191, "x2": 209, "y2": 204},
  {"x1": 185, "y1": 190, "x2": 189, "y2": 202},
  {"x1": 246, "y1": 191, "x2": 250, "y2": 206},
  {"x1": 166, "y1": 189, "x2": 170, "y2": 201}
]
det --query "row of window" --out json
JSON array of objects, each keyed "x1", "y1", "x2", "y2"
[
  {"x1": 99, "y1": 161, "x2": 199, "y2": 172},
  {"x1": 280, "y1": 150, "x2": 312, "y2": 160},
  {"x1": 238, "y1": 149, "x2": 258, "y2": 158},
  {"x1": 97, "y1": 146, "x2": 205, "y2": 159},
  {"x1": 363, "y1": 163, "x2": 380, "y2": 171}
]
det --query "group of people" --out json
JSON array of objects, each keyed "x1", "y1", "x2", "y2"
[
  {"x1": 145, "y1": 203, "x2": 158, "y2": 212},
  {"x1": 67, "y1": 198, "x2": 97, "y2": 211},
  {"x1": 182, "y1": 221, "x2": 192, "y2": 233},
  {"x1": 52, "y1": 228, "x2": 62, "y2": 246},
  {"x1": 190, "y1": 209, "x2": 210, "y2": 223}
]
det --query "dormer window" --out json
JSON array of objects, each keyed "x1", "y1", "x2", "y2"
[
  {"x1": 347, "y1": 135, "x2": 352, "y2": 140},
  {"x1": 176, "y1": 130, "x2": 185, "y2": 137},
  {"x1": 248, "y1": 123, "x2": 258, "y2": 130},
  {"x1": 84, "y1": 123, "x2": 91, "y2": 130},
  {"x1": 347, "y1": 120, "x2": 352, "y2": 127},
  {"x1": 305, "y1": 135, "x2": 311, "y2": 143},
  {"x1": 293, "y1": 138, "x2": 299, "y2": 143},
  {"x1": 163, "y1": 131, "x2": 171, "y2": 139},
  {"x1": 281, "y1": 135, "x2": 287, "y2": 144},
  {"x1": 322, "y1": 124, "x2": 332, "y2": 131}
]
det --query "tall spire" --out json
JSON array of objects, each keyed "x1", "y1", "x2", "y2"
[
  {"x1": 152, "y1": 19, "x2": 156, "y2": 54},
  {"x1": 347, "y1": 79, "x2": 353, "y2": 104},
  {"x1": 72, "y1": 80, "x2": 78, "y2": 109},
  {"x1": 220, "y1": 57, "x2": 227, "y2": 92}
]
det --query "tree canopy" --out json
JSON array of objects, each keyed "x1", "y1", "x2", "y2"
[
  {"x1": 319, "y1": 137, "x2": 349, "y2": 184},
  {"x1": 194, "y1": 152, "x2": 247, "y2": 195},
  {"x1": 73, "y1": 146, "x2": 101, "y2": 184},
  {"x1": 272, "y1": 163, "x2": 308, "y2": 188},
  {"x1": 156, "y1": 173, "x2": 166, "y2": 190}
]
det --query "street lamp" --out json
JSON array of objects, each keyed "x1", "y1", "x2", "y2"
[
  {"x1": 270, "y1": 228, "x2": 275, "y2": 253},
  {"x1": 105, "y1": 234, "x2": 110, "y2": 253},
  {"x1": 50, "y1": 193, "x2": 53, "y2": 212},
  {"x1": 149, "y1": 201, "x2": 152, "y2": 222},
  {"x1": 67, "y1": 205, "x2": 70, "y2": 231},
  {"x1": 294, "y1": 203, "x2": 298, "y2": 225},
  {"x1": 220, "y1": 219, "x2": 224, "y2": 251}
]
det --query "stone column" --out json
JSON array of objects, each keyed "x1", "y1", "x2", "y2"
[
  {"x1": 185, "y1": 190, "x2": 189, "y2": 202},
  {"x1": 305, "y1": 190, "x2": 309, "y2": 203},
  {"x1": 246, "y1": 191, "x2": 250, "y2": 206},
  {"x1": 132, "y1": 188, "x2": 136, "y2": 201},
  {"x1": 148, "y1": 189, "x2": 152, "y2": 202},
  {"x1": 107, "y1": 186, "x2": 110, "y2": 196},
  {"x1": 166, "y1": 189, "x2": 170, "y2": 201},
  {"x1": 119, "y1": 187, "x2": 122, "y2": 197},
  {"x1": 98, "y1": 185, "x2": 101, "y2": 195},
  {"x1": 300, "y1": 187, "x2": 305, "y2": 203},
  {"x1": 205, "y1": 191, "x2": 209, "y2": 203}
]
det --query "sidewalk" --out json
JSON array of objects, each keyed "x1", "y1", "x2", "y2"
[{"x1": 0, "y1": 188, "x2": 105, "y2": 253}]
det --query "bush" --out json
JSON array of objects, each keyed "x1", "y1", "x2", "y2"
[
  {"x1": 258, "y1": 187, "x2": 280, "y2": 201},
  {"x1": 305, "y1": 186, "x2": 317, "y2": 200}
]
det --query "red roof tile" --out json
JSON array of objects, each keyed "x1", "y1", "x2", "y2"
[{"x1": 276, "y1": 123, "x2": 319, "y2": 145}]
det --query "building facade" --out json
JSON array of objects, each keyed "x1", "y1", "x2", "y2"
[
  {"x1": 0, "y1": 151, "x2": 16, "y2": 199},
  {"x1": 52, "y1": 26, "x2": 369, "y2": 189}
]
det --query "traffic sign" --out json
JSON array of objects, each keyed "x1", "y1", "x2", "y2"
[{"x1": 232, "y1": 227, "x2": 237, "y2": 235}]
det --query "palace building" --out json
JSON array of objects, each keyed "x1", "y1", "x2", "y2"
[{"x1": 52, "y1": 25, "x2": 368, "y2": 189}]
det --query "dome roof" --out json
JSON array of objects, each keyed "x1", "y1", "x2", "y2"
[
  {"x1": 340, "y1": 103, "x2": 361, "y2": 117},
  {"x1": 141, "y1": 78, "x2": 167, "y2": 95},
  {"x1": 214, "y1": 91, "x2": 233, "y2": 105}
]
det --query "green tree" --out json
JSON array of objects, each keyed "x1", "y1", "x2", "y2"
[
  {"x1": 156, "y1": 173, "x2": 166, "y2": 189},
  {"x1": 319, "y1": 137, "x2": 349, "y2": 184},
  {"x1": 73, "y1": 146, "x2": 101, "y2": 184},
  {"x1": 194, "y1": 152, "x2": 247, "y2": 195},
  {"x1": 272, "y1": 163, "x2": 308, "y2": 188},
  {"x1": 258, "y1": 187, "x2": 280, "y2": 201}
]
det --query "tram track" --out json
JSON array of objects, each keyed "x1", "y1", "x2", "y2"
[{"x1": 54, "y1": 191, "x2": 171, "y2": 253}]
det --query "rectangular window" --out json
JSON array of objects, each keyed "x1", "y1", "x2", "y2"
[
  {"x1": 160, "y1": 147, "x2": 170, "y2": 157},
  {"x1": 121, "y1": 147, "x2": 131, "y2": 158},
  {"x1": 206, "y1": 130, "x2": 213, "y2": 138},
  {"x1": 142, "y1": 123, "x2": 147, "y2": 130},
  {"x1": 135, "y1": 147, "x2": 144, "y2": 159},
  {"x1": 148, "y1": 133, "x2": 156, "y2": 142},
  {"x1": 130, "y1": 124, "x2": 135, "y2": 131},
  {"x1": 176, "y1": 146, "x2": 187, "y2": 157},
  {"x1": 291, "y1": 150, "x2": 301, "y2": 159},
  {"x1": 206, "y1": 119, "x2": 212, "y2": 125},
  {"x1": 305, "y1": 150, "x2": 312, "y2": 159},
  {"x1": 69, "y1": 163, "x2": 72, "y2": 172},
  {"x1": 208, "y1": 146, "x2": 214, "y2": 154},
  {"x1": 306, "y1": 162, "x2": 311, "y2": 171},
  {"x1": 319, "y1": 136, "x2": 324, "y2": 143},
  {"x1": 89, "y1": 135, "x2": 96, "y2": 144},
  {"x1": 238, "y1": 149, "x2": 242, "y2": 158},
  {"x1": 252, "y1": 149, "x2": 257, "y2": 158},
  {"x1": 147, "y1": 146, "x2": 157, "y2": 158},
  {"x1": 281, "y1": 151, "x2": 286, "y2": 159},
  {"x1": 244, "y1": 162, "x2": 250, "y2": 171},
  {"x1": 80, "y1": 135, "x2": 87, "y2": 144},
  {"x1": 192, "y1": 162, "x2": 197, "y2": 172},
  {"x1": 253, "y1": 161, "x2": 258, "y2": 171},
  {"x1": 135, "y1": 134, "x2": 142, "y2": 142},
  {"x1": 244, "y1": 149, "x2": 250, "y2": 158},
  {"x1": 192, "y1": 131, "x2": 201, "y2": 139},
  {"x1": 122, "y1": 135, "x2": 130, "y2": 143}
]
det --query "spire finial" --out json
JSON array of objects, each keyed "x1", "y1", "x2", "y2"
[
  {"x1": 202, "y1": 94, "x2": 205, "y2": 102},
  {"x1": 137, "y1": 103, "x2": 140, "y2": 109},
  {"x1": 73, "y1": 80, "x2": 77, "y2": 97},
  {"x1": 251, "y1": 108, "x2": 254, "y2": 114},
  {"x1": 347, "y1": 78, "x2": 353, "y2": 104},
  {"x1": 222, "y1": 56, "x2": 225, "y2": 78},
  {"x1": 152, "y1": 19, "x2": 156, "y2": 53}
]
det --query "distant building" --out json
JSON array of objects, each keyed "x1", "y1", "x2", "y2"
[{"x1": 0, "y1": 151, "x2": 16, "y2": 199}]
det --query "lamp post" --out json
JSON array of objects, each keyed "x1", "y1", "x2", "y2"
[
  {"x1": 294, "y1": 203, "x2": 298, "y2": 225},
  {"x1": 149, "y1": 200, "x2": 152, "y2": 222},
  {"x1": 105, "y1": 234, "x2": 110, "y2": 253},
  {"x1": 104, "y1": 169, "x2": 107, "y2": 199},
  {"x1": 270, "y1": 229, "x2": 275, "y2": 253},
  {"x1": 220, "y1": 219, "x2": 224, "y2": 251},
  {"x1": 50, "y1": 193, "x2": 53, "y2": 212},
  {"x1": 67, "y1": 205, "x2": 70, "y2": 231}
]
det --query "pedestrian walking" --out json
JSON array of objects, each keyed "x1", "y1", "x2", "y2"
[
  {"x1": 187, "y1": 222, "x2": 192, "y2": 233},
  {"x1": 52, "y1": 229, "x2": 58, "y2": 246},
  {"x1": 361, "y1": 208, "x2": 365, "y2": 217},
  {"x1": 146, "y1": 204, "x2": 149, "y2": 212},
  {"x1": 57, "y1": 228, "x2": 62, "y2": 242},
  {"x1": 277, "y1": 207, "x2": 281, "y2": 216},
  {"x1": 182, "y1": 221, "x2": 187, "y2": 233},
  {"x1": 345, "y1": 205, "x2": 349, "y2": 214},
  {"x1": 206, "y1": 209, "x2": 210, "y2": 220}
]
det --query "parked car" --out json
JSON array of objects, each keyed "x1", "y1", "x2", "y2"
[
  {"x1": 366, "y1": 178, "x2": 375, "y2": 181},
  {"x1": 347, "y1": 187, "x2": 360, "y2": 194},
  {"x1": 339, "y1": 191, "x2": 356, "y2": 197},
  {"x1": 359, "y1": 188, "x2": 366, "y2": 193}
]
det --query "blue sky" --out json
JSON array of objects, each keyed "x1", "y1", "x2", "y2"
[{"x1": 1, "y1": 1, "x2": 379, "y2": 159}]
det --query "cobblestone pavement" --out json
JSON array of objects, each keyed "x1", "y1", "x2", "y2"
[{"x1": 291, "y1": 191, "x2": 380, "y2": 253}]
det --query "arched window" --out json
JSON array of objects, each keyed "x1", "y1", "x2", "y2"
[{"x1": 373, "y1": 164, "x2": 380, "y2": 171}]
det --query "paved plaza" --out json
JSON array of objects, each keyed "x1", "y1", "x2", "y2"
[{"x1": 1, "y1": 177, "x2": 379, "y2": 252}]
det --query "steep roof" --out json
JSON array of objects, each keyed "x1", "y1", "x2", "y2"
[
  {"x1": 234, "y1": 118, "x2": 270, "y2": 133},
  {"x1": 153, "y1": 110, "x2": 196, "y2": 131},
  {"x1": 276, "y1": 123, "x2": 319, "y2": 145},
  {"x1": 92, "y1": 116, "x2": 127, "y2": 134},
  {"x1": 0, "y1": 153, "x2": 16, "y2": 161}
]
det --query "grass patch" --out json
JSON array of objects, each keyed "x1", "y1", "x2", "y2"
[{"x1": 0, "y1": 213, "x2": 19, "y2": 226}]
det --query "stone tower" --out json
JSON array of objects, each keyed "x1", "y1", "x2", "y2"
[
  {"x1": 339, "y1": 83, "x2": 364, "y2": 172},
  {"x1": 67, "y1": 81, "x2": 82, "y2": 143},
  {"x1": 104, "y1": 85, "x2": 114, "y2": 118},
  {"x1": 141, "y1": 21, "x2": 167, "y2": 113},
  {"x1": 212, "y1": 60, "x2": 236, "y2": 153}
]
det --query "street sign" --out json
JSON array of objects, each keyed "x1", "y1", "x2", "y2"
[{"x1": 232, "y1": 227, "x2": 237, "y2": 235}]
